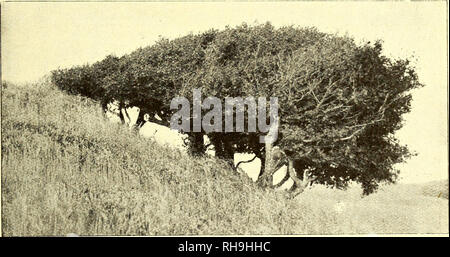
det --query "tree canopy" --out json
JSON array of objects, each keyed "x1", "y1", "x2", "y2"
[{"x1": 51, "y1": 22, "x2": 423, "y2": 195}]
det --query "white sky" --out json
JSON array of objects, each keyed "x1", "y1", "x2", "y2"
[{"x1": 2, "y1": 2, "x2": 448, "y2": 184}]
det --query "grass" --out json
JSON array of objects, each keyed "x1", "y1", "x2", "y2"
[
  {"x1": 421, "y1": 180, "x2": 449, "y2": 199},
  {"x1": 1, "y1": 80, "x2": 448, "y2": 236}
]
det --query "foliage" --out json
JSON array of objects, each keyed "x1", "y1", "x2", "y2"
[
  {"x1": 274, "y1": 39, "x2": 423, "y2": 194},
  {"x1": 49, "y1": 23, "x2": 423, "y2": 194},
  {"x1": 50, "y1": 55, "x2": 121, "y2": 102}
]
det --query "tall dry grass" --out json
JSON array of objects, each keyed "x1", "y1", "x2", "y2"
[{"x1": 1, "y1": 81, "x2": 448, "y2": 236}]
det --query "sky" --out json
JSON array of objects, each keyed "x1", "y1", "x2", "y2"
[{"x1": 1, "y1": 2, "x2": 448, "y2": 184}]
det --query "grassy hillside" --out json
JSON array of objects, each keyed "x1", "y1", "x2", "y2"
[
  {"x1": 1, "y1": 81, "x2": 448, "y2": 236},
  {"x1": 421, "y1": 180, "x2": 449, "y2": 199}
]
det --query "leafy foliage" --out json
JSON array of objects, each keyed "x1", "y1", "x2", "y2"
[{"x1": 49, "y1": 23, "x2": 423, "y2": 194}]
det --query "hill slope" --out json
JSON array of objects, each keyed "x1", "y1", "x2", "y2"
[
  {"x1": 421, "y1": 180, "x2": 449, "y2": 199},
  {"x1": 1, "y1": 81, "x2": 448, "y2": 236}
]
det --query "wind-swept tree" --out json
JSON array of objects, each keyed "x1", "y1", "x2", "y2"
[{"x1": 51, "y1": 23, "x2": 422, "y2": 195}]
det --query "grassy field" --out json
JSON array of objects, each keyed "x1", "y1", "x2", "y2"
[{"x1": 1, "y1": 81, "x2": 448, "y2": 236}]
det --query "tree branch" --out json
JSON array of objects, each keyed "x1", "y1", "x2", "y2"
[
  {"x1": 146, "y1": 116, "x2": 171, "y2": 127},
  {"x1": 338, "y1": 126, "x2": 366, "y2": 141},
  {"x1": 273, "y1": 170, "x2": 291, "y2": 188},
  {"x1": 235, "y1": 155, "x2": 258, "y2": 170},
  {"x1": 288, "y1": 167, "x2": 315, "y2": 199}
]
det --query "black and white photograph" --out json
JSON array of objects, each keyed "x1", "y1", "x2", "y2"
[{"x1": 1, "y1": 1, "x2": 448, "y2": 238}]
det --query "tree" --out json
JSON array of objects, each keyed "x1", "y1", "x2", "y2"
[{"x1": 51, "y1": 23, "x2": 422, "y2": 195}]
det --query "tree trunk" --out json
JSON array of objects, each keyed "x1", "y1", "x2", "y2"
[
  {"x1": 210, "y1": 136, "x2": 235, "y2": 168},
  {"x1": 273, "y1": 159, "x2": 292, "y2": 188},
  {"x1": 118, "y1": 107, "x2": 125, "y2": 124},
  {"x1": 257, "y1": 156, "x2": 266, "y2": 186},
  {"x1": 288, "y1": 159, "x2": 294, "y2": 177},
  {"x1": 288, "y1": 160, "x2": 313, "y2": 199},
  {"x1": 257, "y1": 141, "x2": 274, "y2": 187},
  {"x1": 186, "y1": 133, "x2": 206, "y2": 156},
  {"x1": 222, "y1": 140, "x2": 235, "y2": 168}
]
